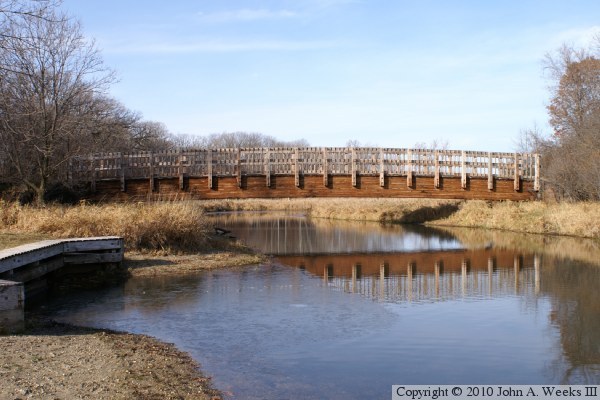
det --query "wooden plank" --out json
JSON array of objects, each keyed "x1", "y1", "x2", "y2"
[
  {"x1": 8, "y1": 257, "x2": 64, "y2": 283},
  {"x1": 63, "y1": 252, "x2": 123, "y2": 264},
  {"x1": 62, "y1": 238, "x2": 123, "y2": 252},
  {"x1": 0, "y1": 241, "x2": 64, "y2": 274}
]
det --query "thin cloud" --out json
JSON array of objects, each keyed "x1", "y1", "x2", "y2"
[
  {"x1": 550, "y1": 26, "x2": 600, "y2": 48},
  {"x1": 107, "y1": 38, "x2": 339, "y2": 54},
  {"x1": 197, "y1": 9, "x2": 299, "y2": 23}
]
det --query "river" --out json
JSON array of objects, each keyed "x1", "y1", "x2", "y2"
[{"x1": 43, "y1": 212, "x2": 600, "y2": 399}]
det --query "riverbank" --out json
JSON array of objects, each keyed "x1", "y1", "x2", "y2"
[
  {"x1": 1, "y1": 317, "x2": 222, "y2": 400},
  {"x1": 197, "y1": 198, "x2": 600, "y2": 239},
  {"x1": 2, "y1": 198, "x2": 599, "y2": 241}
]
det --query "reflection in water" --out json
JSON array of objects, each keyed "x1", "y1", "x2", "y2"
[
  {"x1": 279, "y1": 250, "x2": 539, "y2": 303},
  {"x1": 542, "y1": 258, "x2": 600, "y2": 384},
  {"x1": 42, "y1": 213, "x2": 600, "y2": 399},
  {"x1": 211, "y1": 212, "x2": 462, "y2": 255}
]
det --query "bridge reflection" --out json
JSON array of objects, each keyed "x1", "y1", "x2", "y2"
[
  {"x1": 278, "y1": 249, "x2": 539, "y2": 302},
  {"x1": 212, "y1": 212, "x2": 542, "y2": 302}
]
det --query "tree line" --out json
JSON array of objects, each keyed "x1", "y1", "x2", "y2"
[
  {"x1": 0, "y1": 1, "x2": 307, "y2": 204},
  {"x1": 520, "y1": 37, "x2": 600, "y2": 201}
]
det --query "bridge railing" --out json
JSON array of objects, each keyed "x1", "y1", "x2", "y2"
[{"x1": 69, "y1": 147, "x2": 540, "y2": 189}]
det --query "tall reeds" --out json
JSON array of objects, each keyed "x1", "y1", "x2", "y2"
[{"x1": 0, "y1": 201, "x2": 210, "y2": 252}]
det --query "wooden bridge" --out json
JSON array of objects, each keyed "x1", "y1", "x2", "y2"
[{"x1": 69, "y1": 147, "x2": 541, "y2": 201}]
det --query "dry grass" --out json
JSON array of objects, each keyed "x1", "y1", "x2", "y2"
[
  {"x1": 0, "y1": 201, "x2": 211, "y2": 252},
  {"x1": 429, "y1": 200, "x2": 600, "y2": 238}
]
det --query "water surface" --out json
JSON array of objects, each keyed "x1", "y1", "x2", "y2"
[{"x1": 44, "y1": 213, "x2": 600, "y2": 399}]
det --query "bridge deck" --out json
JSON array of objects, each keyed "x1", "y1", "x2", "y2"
[{"x1": 69, "y1": 147, "x2": 540, "y2": 201}]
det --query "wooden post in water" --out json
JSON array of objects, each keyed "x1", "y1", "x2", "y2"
[
  {"x1": 461, "y1": 150, "x2": 467, "y2": 190},
  {"x1": 534, "y1": 154, "x2": 540, "y2": 192},
  {"x1": 379, "y1": 148, "x2": 385, "y2": 187},
  {"x1": 434, "y1": 150, "x2": 440, "y2": 189},
  {"x1": 487, "y1": 152, "x2": 494, "y2": 190},
  {"x1": 207, "y1": 149, "x2": 213, "y2": 189},
  {"x1": 322, "y1": 148, "x2": 328, "y2": 186}
]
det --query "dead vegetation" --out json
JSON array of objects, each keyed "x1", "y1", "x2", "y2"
[
  {"x1": 428, "y1": 200, "x2": 600, "y2": 238},
  {"x1": 0, "y1": 201, "x2": 212, "y2": 253}
]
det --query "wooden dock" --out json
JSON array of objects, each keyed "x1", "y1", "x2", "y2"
[
  {"x1": 69, "y1": 147, "x2": 540, "y2": 201},
  {"x1": 0, "y1": 237, "x2": 124, "y2": 332}
]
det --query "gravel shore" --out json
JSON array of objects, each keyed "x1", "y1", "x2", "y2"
[
  {"x1": 1, "y1": 251, "x2": 267, "y2": 400},
  {"x1": 1, "y1": 318, "x2": 221, "y2": 400}
]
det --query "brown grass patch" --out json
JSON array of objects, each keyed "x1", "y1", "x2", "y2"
[
  {"x1": 429, "y1": 200, "x2": 600, "y2": 238},
  {"x1": 0, "y1": 201, "x2": 211, "y2": 252}
]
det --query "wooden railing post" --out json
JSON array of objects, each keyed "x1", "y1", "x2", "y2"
[
  {"x1": 294, "y1": 148, "x2": 300, "y2": 187},
  {"x1": 89, "y1": 154, "x2": 96, "y2": 193},
  {"x1": 148, "y1": 151, "x2": 155, "y2": 193},
  {"x1": 351, "y1": 148, "x2": 357, "y2": 187},
  {"x1": 487, "y1": 152, "x2": 494, "y2": 190},
  {"x1": 236, "y1": 148, "x2": 242, "y2": 188},
  {"x1": 207, "y1": 149, "x2": 213, "y2": 189},
  {"x1": 534, "y1": 153, "x2": 540, "y2": 192},
  {"x1": 322, "y1": 147, "x2": 328, "y2": 186},
  {"x1": 178, "y1": 148, "x2": 185, "y2": 190},
  {"x1": 120, "y1": 153, "x2": 126, "y2": 192},
  {"x1": 379, "y1": 148, "x2": 385, "y2": 187},
  {"x1": 513, "y1": 152, "x2": 520, "y2": 192},
  {"x1": 461, "y1": 150, "x2": 467, "y2": 189},
  {"x1": 406, "y1": 149, "x2": 413, "y2": 188},
  {"x1": 434, "y1": 150, "x2": 440, "y2": 189},
  {"x1": 265, "y1": 148, "x2": 271, "y2": 187}
]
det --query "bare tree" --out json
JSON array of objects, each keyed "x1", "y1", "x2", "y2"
[
  {"x1": 0, "y1": 4, "x2": 113, "y2": 204},
  {"x1": 175, "y1": 131, "x2": 310, "y2": 149},
  {"x1": 538, "y1": 40, "x2": 600, "y2": 200}
]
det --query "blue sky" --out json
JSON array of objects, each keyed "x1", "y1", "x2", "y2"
[{"x1": 62, "y1": 0, "x2": 600, "y2": 151}]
